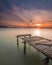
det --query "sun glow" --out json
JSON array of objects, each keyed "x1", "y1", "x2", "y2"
[
  {"x1": 35, "y1": 24, "x2": 42, "y2": 26},
  {"x1": 33, "y1": 29, "x2": 40, "y2": 36}
]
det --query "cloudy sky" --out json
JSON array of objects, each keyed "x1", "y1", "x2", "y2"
[{"x1": 0, "y1": 0, "x2": 52, "y2": 27}]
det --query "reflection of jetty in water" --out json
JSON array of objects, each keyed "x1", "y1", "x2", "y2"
[{"x1": 16, "y1": 34, "x2": 52, "y2": 65}]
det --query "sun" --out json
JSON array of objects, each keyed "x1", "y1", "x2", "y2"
[
  {"x1": 35, "y1": 24, "x2": 42, "y2": 28},
  {"x1": 35, "y1": 24, "x2": 41, "y2": 26}
]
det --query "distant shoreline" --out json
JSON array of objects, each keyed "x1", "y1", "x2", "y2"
[
  {"x1": 0, "y1": 25, "x2": 52, "y2": 29},
  {"x1": 0, "y1": 27, "x2": 52, "y2": 29}
]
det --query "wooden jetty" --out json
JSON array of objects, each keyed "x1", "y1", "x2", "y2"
[{"x1": 16, "y1": 34, "x2": 52, "y2": 65}]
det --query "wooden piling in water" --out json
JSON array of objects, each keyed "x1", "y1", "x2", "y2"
[
  {"x1": 24, "y1": 41, "x2": 26, "y2": 55},
  {"x1": 17, "y1": 36, "x2": 19, "y2": 46},
  {"x1": 43, "y1": 57, "x2": 49, "y2": 65}
]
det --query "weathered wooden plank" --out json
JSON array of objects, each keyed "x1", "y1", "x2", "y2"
[
  {"x1": 36, "y1": 42, "x2": 52, "y2": 47},
  {"x1": 35, "y1": 46, "x2": 52, "y2": 59},
  {"x1": 16, "y1": 34, "x2": 31, "y2": 37},
  {"x1": 30, "y1": 40, "x2": 52, "y2": 47},
  {"x1": 28, "y1": 43, "x2": 52, "y2": 59},
  {"x1": 35, "y1": 45, "x2": 49, "y2": 51},
  {"x1": 22, "y1": 37, "x2": 52, "y2": 47},
  {"x1": 22, "y1": 36, "x2": 52, "y2": 43},
  {"x1": 21, "y1": 36, "x2": 44, "y2": 42}
]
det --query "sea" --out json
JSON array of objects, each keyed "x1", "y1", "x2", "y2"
[{"x1": 0, "y1": 28, "x2": 52, "y2": 65}]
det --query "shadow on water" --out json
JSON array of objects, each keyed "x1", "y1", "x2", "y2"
[
  {"x1": 23, "y1": 53, "x2": 50, "y2": 65},
  {"x1": 23, "y1": 54, "x2": 42, "y2": 65},
  {"x1": 43, "y1": 61, "x2": 49, "y2": 65},
  {"x1": 16, "y1": 42, "x2": 43, "y2": 65}
]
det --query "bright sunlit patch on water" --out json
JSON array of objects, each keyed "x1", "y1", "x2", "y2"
[{"x1": 33, "y1": 29, "x2": 40, "y2": 36}]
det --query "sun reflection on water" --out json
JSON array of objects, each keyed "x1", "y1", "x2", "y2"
[{"x1": 33, "y1": 29, "x2": 40, "y2": 36}]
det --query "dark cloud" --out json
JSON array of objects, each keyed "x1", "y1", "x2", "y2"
[
  {"x1": 15, "y1": 0, "x2": 52, "y2": 10},
  {"x1": 0, "y1": 0, "x2": 11, "y2": 12},
  {"x1": 0, "y1": 0, "x2": 52, "y2": 12}
]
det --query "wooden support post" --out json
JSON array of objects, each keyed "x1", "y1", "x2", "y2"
[
  {"x1": 43, "y1": 57, "x2": 49, "y2": 65},
  {"x1": 24, "y1": 41, "x2": 26, "y2": 55},
  {"x1": 17, "y1": 36, "x2": 19, "y2": 46},
  {"x1": 29, "y1": 35, "x2": 31, "y2": 37}
]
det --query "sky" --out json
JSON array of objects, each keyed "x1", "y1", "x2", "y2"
[{"x1": 0, "y1": 0, "x2": 52, "y2": 27}]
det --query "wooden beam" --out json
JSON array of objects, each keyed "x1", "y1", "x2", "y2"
[
  {"x1": 16, "y1": 34, "x2": 31, "y2": 46},
  {"x1": 17, "y1": 34, "x2": 31, "y2": 37}
]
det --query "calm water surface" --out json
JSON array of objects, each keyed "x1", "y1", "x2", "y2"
[{"x1": 0, "y1": 28, "x2": 52, "y2": 65}]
